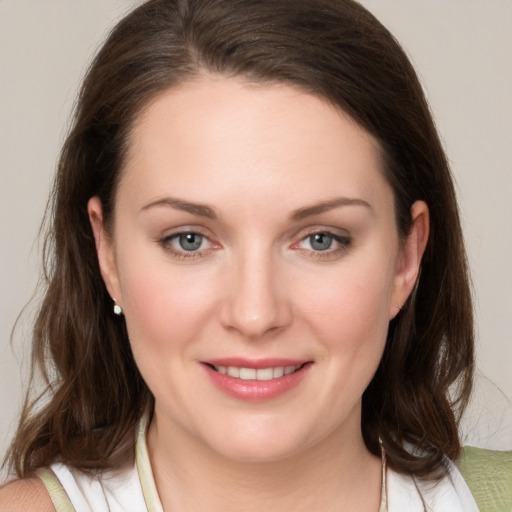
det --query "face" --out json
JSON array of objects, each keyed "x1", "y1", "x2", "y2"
[{"x1": 90, "y1": 77, "x2": 427, "y2": 463}]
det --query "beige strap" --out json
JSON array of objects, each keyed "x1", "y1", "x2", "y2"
[
  {"x1": 136, "y1": 412, "x2": 164, "y2": 512},
  {"x1": 36, "y1": 468, "x2": 76, "y2": 512},
  {"x1": 379, "y1": 448, "x2": 388, "y2": 512}
]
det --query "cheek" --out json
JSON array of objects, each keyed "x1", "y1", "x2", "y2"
[
  {"x1": 116, "y1": 252, "x2": 217, "y2": 353},
  {"x1": 298, "y1": 257, "x2": 394, "y2": 344},
  {"x1": 295, "y1": 253, "x2": 395, "y2": 402},
  {"x1": 299, "y1": 261, "x2": 393, "y2": 409},
  {"x1": 116, "y1": 255, "x2": 221, "y2": 408}
]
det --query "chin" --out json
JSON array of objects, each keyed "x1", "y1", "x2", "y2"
[
  {"x1": 200, "y1": 418, "x2": 317, "y2": 464},
  {"x1": 212, "y1": 440, "x2": 302, "y2": 464}
]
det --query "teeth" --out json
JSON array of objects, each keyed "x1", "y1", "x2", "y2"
[
  {"x1": 239, "y1": 368, "x2": 256, "y2": 380},
  {"x1": 227, "y1": 366, "x2": 240, "y2": 378},
  {"x1": 273, "y1": 367, "x2": 284, "y2": 378},
  {"x1": 213, "y1": 365, "x2": 301, "y2": 380},
  {"x1": 256, "y1": 368, "x2": 274, "y2": 381}
]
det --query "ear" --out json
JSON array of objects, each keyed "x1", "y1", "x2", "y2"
[
  {"x1": 88, "y1": 196, "x2": 122, "y2": 305},
  {"x1": 389, "y1": 200, "x2": 429, "y2": 319}
]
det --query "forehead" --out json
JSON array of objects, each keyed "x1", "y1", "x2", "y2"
[{"x1": 120, "y1": 77, "x2": 390, "y2": 213}]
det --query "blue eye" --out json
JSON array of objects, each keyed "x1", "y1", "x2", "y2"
[
  {"x1": 176, "y1": 233, "x2": 204, "y2": 251},
  {"x1": 159, "y1": 229, "x2": 220, "y2": 260},
  {"x1": 296, "y1": 231, "x2": 351, "y2": 257},
  {"x1": 309, "y1": 233, "x2": 334, "y2": 251},
  {"x1": 161, "y1": 232, "x2": 210, "y2": 255}
]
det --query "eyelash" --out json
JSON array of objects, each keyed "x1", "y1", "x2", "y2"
[
  {"x1": 158, "y1": 229, "x2": 351, "y2": 261},
  {"x1": 292, "y1": 231, "x2": 352, "y2": 260},
  {"x1": 159, "y1": 230, "x2": 217, "y2": 260}
]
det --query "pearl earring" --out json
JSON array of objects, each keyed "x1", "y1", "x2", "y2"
[{"x1": 113, "y1": 298, "x2": 123, "y2": 316}]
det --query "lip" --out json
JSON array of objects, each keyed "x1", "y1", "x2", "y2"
[
  {"x1": 204, "y1": 357, "x2": 308, "y2": 369},
  {"x1": 200, "y1": 358, "x2": 313, "y2": 401}
]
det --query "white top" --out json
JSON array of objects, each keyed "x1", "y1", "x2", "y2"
[{"x1": 38, "y1": 415, "x2": 479, "y2": 512}]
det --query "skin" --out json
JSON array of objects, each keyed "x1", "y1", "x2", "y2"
[
  {"x1": 0, "y1": 479, "x2": 55, "y2": 511},
  {"x1": 88, "y1": 76, "x2": 429, "y2": 512}
]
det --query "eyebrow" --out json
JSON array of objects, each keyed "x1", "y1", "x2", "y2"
[
  {"x1": 141, "y1": 195, "x2": 371, "y2": 221},
  {"x1": 141, "y1": 197, "x2": 217, "y2": 218},
  {"x1": 291, "y1": 197, "x2": 372, "y2": 221}
]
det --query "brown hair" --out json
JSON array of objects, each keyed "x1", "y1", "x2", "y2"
[{"x1": 6, "y1": 0, "x2": 473, "y2": 479}]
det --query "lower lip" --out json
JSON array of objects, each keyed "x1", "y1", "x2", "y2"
[{"x1": 202, "y1": 363, "x2": 312, "y2": 401}]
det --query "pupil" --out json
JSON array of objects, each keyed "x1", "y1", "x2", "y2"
[
  {"x1": 179, "y1": 233, "x2": 202, "y2": 251},
  {"x1": 311, "y1": 233, "x2": 332, "y2": 251}
]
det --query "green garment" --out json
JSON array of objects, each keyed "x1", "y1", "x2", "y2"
[{"x1": 458, "y1": 446, "x2": 512, "y2": 512}]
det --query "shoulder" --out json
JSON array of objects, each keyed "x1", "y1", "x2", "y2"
[{"x1": 0, "y1": 477, "x2": 55, "y2": 512}]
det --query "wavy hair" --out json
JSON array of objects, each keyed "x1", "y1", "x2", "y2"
[{"x1": 6, "y1": 0, "x2": 473, "y2": 478}]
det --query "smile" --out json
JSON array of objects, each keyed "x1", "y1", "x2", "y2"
[
  {"x1": 212, "y1": 365, "x2": 302, "y2": 381},
  {"x1": 203, "y1": 360, "x2": 312, "y2": 401}
]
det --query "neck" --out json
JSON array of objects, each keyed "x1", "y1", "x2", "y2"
[{"x1": 146, "y1": 407, "x2": 382, "y2": 512}]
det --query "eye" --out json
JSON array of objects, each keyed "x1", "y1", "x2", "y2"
[
  {"x1": 160, "y1": 230, "x2": 217, "y2": 259},
  {"x1": 307, "y1": 233, "x2": 336, "y2": 251},
  {"x1": 173, "y1": 232, "x2": 206, "y2": 252},
  {"x1": 294, "y1": 230, "x2": 351, "y2": 258}
]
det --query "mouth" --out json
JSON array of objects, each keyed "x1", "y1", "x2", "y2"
[
  {"x1": 201, "y1": 360, "x2": 312, "y2": 401},
  {"x1": 206, "y1": 363, "x2": 305, "y2": 381}
]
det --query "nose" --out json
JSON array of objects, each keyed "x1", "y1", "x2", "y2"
[{"x1": 220, "y1": 248, "x2": 292, "y2": 339}]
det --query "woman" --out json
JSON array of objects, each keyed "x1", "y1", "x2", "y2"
[{"x1": 0, "y1": 0, "x2": 501, "y2": 510}]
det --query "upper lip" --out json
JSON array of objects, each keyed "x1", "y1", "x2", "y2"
[{"x1": 202, "y1": 358, "x2": 311, "y2": 369}]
